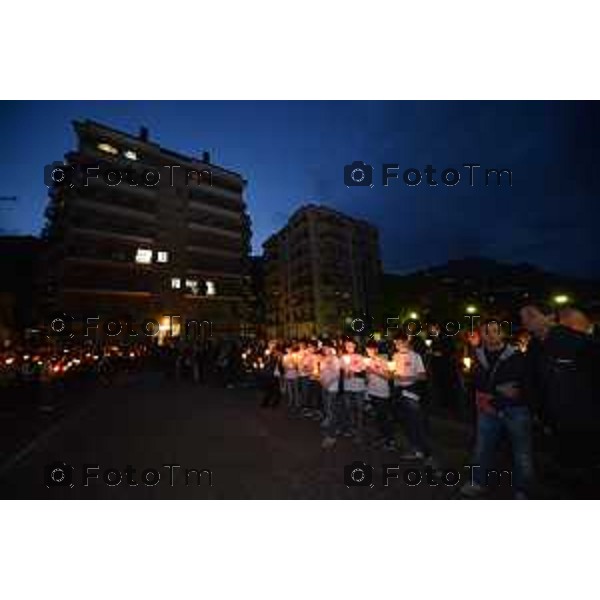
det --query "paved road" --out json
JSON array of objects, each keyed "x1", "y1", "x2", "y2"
[{"x1": 0, "y1": 373, "x2": 520, "y2": 499}]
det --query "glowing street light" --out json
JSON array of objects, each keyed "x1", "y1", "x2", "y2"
[
  {"x1": 409, "y1": 312, "x2": 419, "y2": 320},
  {"x1": 466, "y1": 305, "x2": 477, "y2": 314},
  {"x1": 553, "y1": 294, "x2": 570, "y2": 305}
]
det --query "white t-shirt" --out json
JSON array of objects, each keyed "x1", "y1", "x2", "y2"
[
  {"x1": 341, "y1": 353, "x2": 366, "y2": 392},
  {"x1": 298, "y1": 350, "x2": 315, "y2": 377},
  {"x1": 392, "y1": 350, "x2": 426, "y2": 387},
  {"x1": 283, "y1": 353, "x2": 298, "y2": 380},
  {"x1": 319, "y1": 356, "x2": 340, "y2": 393},
  {"x1": 366, "y1": 355, "x2": 391, "y2": 399}
]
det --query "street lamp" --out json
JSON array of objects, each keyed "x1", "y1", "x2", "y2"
[
  {"x1": 466, "y1": 305, "x2": 477, "y2": 314},
  {"x1": 409, "y1": 311, "x2": 419, "y2": 320},
  {"x1": 553, "y1": 294, "x2": 570, "y2": 305}
]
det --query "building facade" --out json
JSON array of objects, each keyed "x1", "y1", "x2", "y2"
[
  {"x1": 263, "y1": 205, "x2": 381, "y2": 338},
  {"x1": 0, "y1": 235, "x2": 42, "y2": 343},
  {"x1": 43, "y1": 120, "x2": 251, "y2": 341}
]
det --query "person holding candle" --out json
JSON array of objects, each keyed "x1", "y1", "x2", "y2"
[
  {"x1": 341, "y1": 337, "x2": 367, "y2": 441},
  {"x1": 392, "y1": 331, "x2": 431, "y2": 461},
  {"x1": 283, "y1": 344, "x2": 301, "y2": 415},
  {"x1": 298, "y1": 341, "x2": 316, "y2": 417},
  {"x1": 460, "y1": 319, "x2": 533, "y2": 499},
  {"x1": 320, "y1": 340, "x2": 342, "y2": 449},
  {"x1": 364, "y1": 339, "x2": 395, "y2": 449},
  {"x1": 260, "y1": 341, "x2": 282, "y2": 408}
]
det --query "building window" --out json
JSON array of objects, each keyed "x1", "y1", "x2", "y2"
[
  {"x1": 206, "y1": 280, "x2": 216, "y2": 296},
  {"x1": 185, "y1": 279, "x2": 198, "y2": 294},
  {"x1": 135, "y1": 248, "x2": 152, "y2": 264},
  {"x1": 123, "y1": 149, "x2": 138, "y2": 161},
  {"x1": 97, "y1": 142, "x2": 119, "y2": 155},
  {"x1": 157, "y1": 251, "x2": 169, "y2": 263},
  {"x1": 171, "y1": 278, "x2": 181, "y2": 289}
]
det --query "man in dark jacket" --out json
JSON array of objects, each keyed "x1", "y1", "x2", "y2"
[
  {"x1": 461, "y1": 319, "x2": 534, "y2": 499},
  {"x1": 521, "y1": 302, "x2": 600, "y2": 469}
]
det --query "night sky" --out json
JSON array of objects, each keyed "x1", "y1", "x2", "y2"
[{"x1": 1, "y1": 101, "x2": 598, "y2": 278}]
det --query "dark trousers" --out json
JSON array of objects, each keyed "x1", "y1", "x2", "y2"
[
  {"x1": 261, "y1": 375, "x2": 281, "y2": 406},
  {"x1": 395, "y1": 389, "x2": 431, "y2": 456}
]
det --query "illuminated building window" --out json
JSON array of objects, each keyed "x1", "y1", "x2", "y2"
[
  {"x1": 135, "y1": 248, "x2": 152, "y2": 264},
  {"x1": 185, "y1": 279, "x2": 198, "y2": 293},
  {"x1": 97, "y1": 142, "x2": 119, "y2": 155},
  {"x1": 157, "y1": 251, "x2": 169, "y2": 263},
  {"x1": 124, "y1": 149, "x2": 138, "y2": 161},
  {"x1": 206, "y1": 280, "x2": 216, "y2": 296},
  {"x1": 171, "y1": 278, "x2": 181, "y2": 289}
]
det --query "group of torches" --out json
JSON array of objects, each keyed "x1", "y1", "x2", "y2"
[{"x1": 1, "y1": 346, "x2": 143, "y2": 379}]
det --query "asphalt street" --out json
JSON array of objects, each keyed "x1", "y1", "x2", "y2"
[{"x1": 0, "y1": 373, "x2": 533, "y2": 499}]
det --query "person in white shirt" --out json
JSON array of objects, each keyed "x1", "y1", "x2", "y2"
[
  {"x1": 364, "y1": 340, "x2": 394, "y2": 449},
  {"x1": 391, "y1": 332, "x2": 432, "y2": 461},
  {"x1": 282, "y1": 344, "x2": 300, "y2": 414},
  {"x1": 298, "y1": 341, "x2": 318, "y2": 418},
  {"x1": 341, "y1": 337, "x2": 367, "y2": 441},
  {"x1": 320, "y1": 340, "x2": 341, "y2": 449}
]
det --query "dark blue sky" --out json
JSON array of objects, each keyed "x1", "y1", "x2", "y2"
[{"x1": 1, "y1": 101, "x2": 598, "y2": 278}]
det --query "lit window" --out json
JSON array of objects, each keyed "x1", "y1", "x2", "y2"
[
  {"x1": 157, "y1": 251, "x2": 169, "y2": 263},
  {"x1": 97, "y1": 142, "x2": 119, "y2": 155},
  {"x1": 185, "y1": 279, "x2": 198, "y2": 293},
  {"x1": 206, "y1": 280, "x2": 216, "y2": 296},
  {"x1": 171, "y1": 278, "x2": 181, "y2": 289},
  {"x1": 124, "y1": 149, "x2": 138, "y2": 161},
  {"x1": 135, "y1": 248, "x2": 152, "y2": 264}
]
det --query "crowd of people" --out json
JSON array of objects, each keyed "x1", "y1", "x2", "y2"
[
  {"x1": 242, "y1": 302, "x2": 600, "y2": 499},
  {"x1": 2, "y1": 301, "x2": 598, "y2": 498}
]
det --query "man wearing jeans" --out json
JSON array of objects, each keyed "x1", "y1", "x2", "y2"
[{"x1": 461, "y1": 319, "x2": 534, "y2": 499}]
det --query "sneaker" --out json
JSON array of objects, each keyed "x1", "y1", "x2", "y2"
[
  {"x1": 459, "y1": 482, "x2": 485, "y2": 498},
  {"x1": 321, "y1": 436, "x2": 337, "y2": 450},
  {"x1": 398, "y1": 450, "x2": 425, "y2": 461}
]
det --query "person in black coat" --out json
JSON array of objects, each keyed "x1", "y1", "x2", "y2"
[{"x1": 461, "y1": 319, "x2": 534, "y2": 499}]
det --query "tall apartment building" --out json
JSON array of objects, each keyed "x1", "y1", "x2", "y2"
[
  {"x1": 263, "y1": 205, "x2": 381, "y2": 338},
  {"x1": 43, "y1": 120, "x2": 251, "y2": 340}
]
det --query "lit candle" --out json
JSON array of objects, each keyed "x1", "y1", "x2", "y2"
[
  {"x1": 463, "y1": 356, "x2": 472, "y2": 371},
  {"x1": 425, "y1": 339, "x2": 432, "y2": 348},
  {"x1": 387, "y1": 360, "x2": 396, "y2": 372},
  {"x1": 342, "y1": 355, "x2": 351, "y2": 366},
  {"x1": 364, "y1": 357, "x2": 372, "y2": 368}
]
